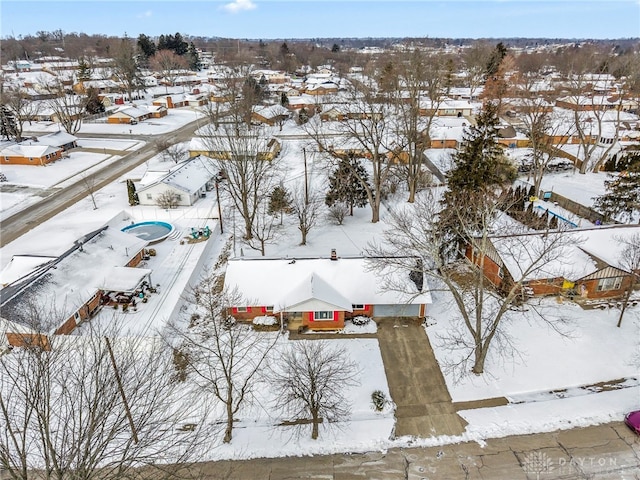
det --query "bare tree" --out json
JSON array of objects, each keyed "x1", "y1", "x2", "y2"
[
  {"x1": 0, "y1": 87, "x2": 41, "y2": 141},
  {"x1": 327, "y1": 203, "x2": 349, "y2": 225},
  {"x1": 203, "y1": 124, "x2": 282, "y2": 240},
  {"x1": 305, "y1": 77, "x2": 391, "y2": 223},
  {"x1": 111, "y1": 36, "x2": 145, "y2": 101},
  {"x1": 168, "y1": 274, "x2": 278, "y2": 444},
  {"x1": 246, "y1": 201, "x2": 278, "y2": 256},
  {"x1": 270, "y1": 341, "x2": 359, "y2": 440},
  {"x1": 615, "y1": 232, "x2": 640, "y2": 328},
  {"x1": 367, "y1": 190, "x2": 577, "y2": 376},
  {"x1": 45, "y1": 80, "x2": 84, "y2": 134},
  {"x1": 0, "y1": 312, "x2": 205, "y2": 480},
  {"x1": 462, "y1": 41, "x2": 494, "y2": 98},
  {"x1": 81, "y1": 173, "x2": 99, "y2": 210},
  {"x1": 291, "y1": 189, "x2": 322, "y2": 246},
  {"x1": 155, "y1": 138, "x2": 187, "y2": 163},
  {"x1": 156, "y1": 190, "x2": 180, "y2": 209},
  {"x1": 150, "y1": 50, "x2": 189, "y2": 94}
]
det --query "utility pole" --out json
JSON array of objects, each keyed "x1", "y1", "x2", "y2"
[
  {"x1": 215, "y1": 180, "x2": 224, "y2": 233},
  {"x1": 303, "y1": 147, "x2": 309, "y2": 205},
  {"x1": 104, "y1": 336, "x2": 139, "y2": 444}
]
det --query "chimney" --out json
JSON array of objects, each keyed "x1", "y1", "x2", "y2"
[{"x1": 330, "y1": 248, "x2": 337, "y2": 261}]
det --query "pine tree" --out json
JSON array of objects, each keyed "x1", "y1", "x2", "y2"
[
  {"x1": 77, "y1": 56, "x2": 92, "y2": 82},
  {"x1": 186, "y1": 42, "x2": 201, "y2": 71},
  {"x1": 331, "y1": 44, "x2": 340, "y2": 53},
  {"x1": 439, "y1": 101, "x2": 517, "y2": 258},
  {"x1": 280, "y1": 92, "x2": 289, "y2": 107},
  {"x1": 268, "y1": 185, "x2": 292, "y2": 225},
  {"x1": 126, "y1": 179, "x2": 139, "y2": 206},
  {"x1": 594, "y1": 159, "x2": 640, "y2": 223},
  {"x1": 325, "y1": 155, "x2": 370, "y2": 216},
  {"x1": 0, "y1": 105, "x2": 18, "y2": 141},
  {"x1": 137, "y1": 34, "x2": 156, "y2": 60}
]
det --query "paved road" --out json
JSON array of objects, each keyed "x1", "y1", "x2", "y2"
[
  {"x1": 0, "y1": 119, "x2": 202, "y2": 247},
  {"x1": 184, "y1": 422, "x2": 640, "y2": 479}
]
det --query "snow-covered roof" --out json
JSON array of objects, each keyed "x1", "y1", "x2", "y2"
[
  {"x1": 97, "y1": 266, "x2": 152, "y2": 292},
  {"x1": 153, "y1": 156, "x2": 215, "y2": 194},
  {"x1": 491, "y1": 232, "x2": 597, "y2": 281},
  {"x1": 0, "y1": 143, "x2": 61, "y2": 158},
  {"x1": 0, "y1": 255, "x2": 56, "y2": 287},
  {"x1": 224, "y1": 257, "x2": 431, "y2": 311},
  {"x1": 578, "y1": 225, "x2": 640, "y2": 273},
  {"x1": 36, "y1": 131, "x2": 78, "y2": 147}
]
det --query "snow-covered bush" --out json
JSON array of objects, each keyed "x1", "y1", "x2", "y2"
[
  {"x1": 371, "y1": 390, "x2": 388, "y2": 412},
  {"x1": 351, "y1": 315, "x2": 371, "y2": 326},
  {"x1": 252, "y1": 315, "x2": 278, "y2": 326}
]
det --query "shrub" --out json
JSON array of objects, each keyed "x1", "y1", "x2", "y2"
[
  {"x1": 351, "y1": 315, "x2": 370, "y2": 326},
  {"x1": 371, "y1": 390, "x2": 387, "y2": 412}
]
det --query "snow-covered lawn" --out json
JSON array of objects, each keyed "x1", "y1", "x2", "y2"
[
  {"x1": 427, "y1": 293, "x2": 640, "y2": 403},
  {"x1": 1, "y1": 129, "x2": 639, "y2": 459}
]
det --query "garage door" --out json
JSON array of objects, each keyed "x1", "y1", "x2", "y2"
[{"x1": 374, "y1": 304, "x2": 420, "y2": 318}]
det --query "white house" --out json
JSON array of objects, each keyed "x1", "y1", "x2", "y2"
[{"x1": 136, "y1": 157, "x2": 216, "y2": 207}]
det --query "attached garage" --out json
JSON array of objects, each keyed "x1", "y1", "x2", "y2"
[{"x1": 374, "y1": 304, "x2": 421, "y2": 318}]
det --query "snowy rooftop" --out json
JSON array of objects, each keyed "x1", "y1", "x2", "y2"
[{"x1": 224, "y1": 256, "x2": 432, "y2": 310}]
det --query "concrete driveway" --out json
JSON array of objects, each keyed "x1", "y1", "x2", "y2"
[{"x1": 375, "y1": 317, "x2": 468, "y2": 438}]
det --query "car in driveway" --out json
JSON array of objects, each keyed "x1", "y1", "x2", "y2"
[{"x1": 624, "y1": 410, "x2": 640, "y2": 434}]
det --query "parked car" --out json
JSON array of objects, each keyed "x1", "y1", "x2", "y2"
[{"x1": 624, "y1": 410, "x2": 640, "y2": 434}]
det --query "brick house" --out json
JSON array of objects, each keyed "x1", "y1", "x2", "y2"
[
  {"x1": 0, "y1": 143, "x2": 63, "y2": 166},
  {"x1": 466, "y1": 226, "x2": 640, "y2": 300},
  {"x1": 223, "y1": 252, "x2": 431, "y2": 331},
  {"x1": 0, "y1": 226, "x2": 150, "y2": 347}
]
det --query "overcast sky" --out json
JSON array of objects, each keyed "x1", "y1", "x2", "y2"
[{"x1": 2, "y1": 0, "x2": 639, "y2": 40}]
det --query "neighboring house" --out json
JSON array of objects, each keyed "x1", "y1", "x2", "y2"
[
  {"x1": 188, "y1": 136, "x2": 282, "y2": 161},
  {"x1": 35, "y1": 131, "x2": 78, "y2": 151},
  {"x1": 0, "y1": 143, "x2": 63, "y2": 165},
  {"x1": 107, "y1": 106, "x2": 152, "y2": 124},
  {"x1": 0, "y1": 226, "x2": 150, "y2": 347},
  {"x1": 251, "y1": 104, "x2": 290, "y2": 126},
  {"x1": 419, "y1": 100, "x2": 474, "y2": 118},
  {"x1": 136, "y1": 157, "x2": 216, "y2": 207},
  {"x1": 466, "y1": 225, "x2": 640, "y2": 301},
  {"x1": 185, "y1": 92, "x2": 209, "y2": 107},
  {"x1": 223, "y1": 252, "x2": 431, "y2": 331},
  {"x1": 146, "y1": 105, "x2": 168, "y2": 118},
  {"x1": 152, "y1": 95, "x2": 186, "y2": 109}
]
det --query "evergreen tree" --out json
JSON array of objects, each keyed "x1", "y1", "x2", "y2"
[
  {"x1": 594, "y1": 159, "x2": 640, "y2": 224},
  {"x1": 186, "y1": 42, "x2": 201, "y2": 71},
  {"x1": 331, "y1": 43, "x2": 340, "y2": 53},
  {"x1": 280, "y1": 42, "x2": 290, "y2": 57},
  {"x1": 439, "y1": 101, "x2": 517, "y2": 258},
  {"x1": 325, "y1": 155, "x2": 370, "y2": 216},
  {"x1": 280, "y1": 92, "x2": 289, "y2": 107},
  {"x1": 126, "y1": 179, "x2": 139, "y2": 206},
  {"x1": 268, "y1": 185, "x2": 292, "y2": 225},
  {"x1": 77, "y1": 56, "x2": 92, "y2": 82},
  {"x1": 0, "y1": 105, "x2": 18, "y2": 141},
  {"x1": 84, "y1": 87, "x2": 105, "y2": 114},
  {"x1": 137, "y1": 34, "x2": 156, "y2": 60},
  {"x1": 298, "y1": 107, "x2": 309, "y2": 125},
  {"x1": 485, "y1": 42, "x2": 507, "y2": 78}
]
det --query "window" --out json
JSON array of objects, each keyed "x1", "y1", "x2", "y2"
[
  {"x1": 4, "y1": 156, "x2": 8, "y2": 162},
  {"x1": 352, "y1": 304, "x2": 364, "y2": 310},
  {"x1": 146, "y1": 194, "x2": 152, "y2": 200},
  {"x1": 265, "y1": 305, "x2": 274, "y2": 312},
  {"x1": 29, "y1": 157, "x2": 34, "y2": 162},
  {"x1": 498, "y1": 267, "x2": 504, "y2": 279},
  {"x1": 313, "y1": 311, "x2": 334, "y2": 321},
  {"x1": 176, "y1": 195, "x2": 182, "y2": 201},
  {"x1": 74, "y1": 311, "x2": 81, "y2": 320},
  {"x1": 596, "y1": 277, "x2": 623, "y2": 291},
  {"x1": 236, "y1": 306, "x2": 247, "y2": 312}
]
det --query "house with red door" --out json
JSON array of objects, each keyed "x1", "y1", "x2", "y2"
[{"x1": 223, "y1": 251, "x2": 431, "y2": 331}]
